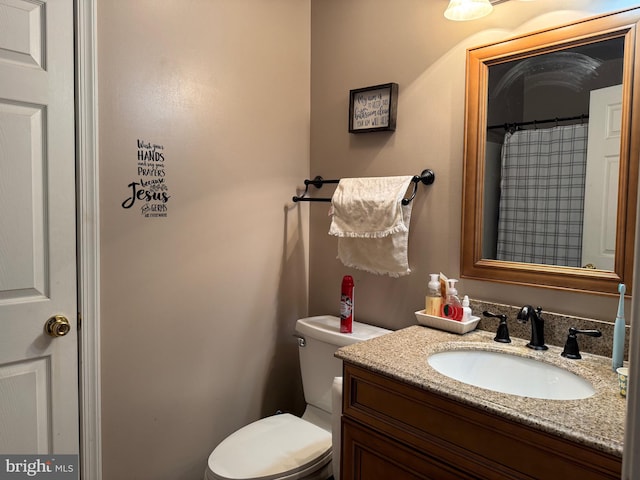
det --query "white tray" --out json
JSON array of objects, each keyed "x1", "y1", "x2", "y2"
[{"x1": 414, "y1": 310, "x2": 480, "y2": 334}]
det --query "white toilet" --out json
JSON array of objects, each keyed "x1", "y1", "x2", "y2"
[{"x1": 204, "y1": 315, "x2": 390, "y2": 480}]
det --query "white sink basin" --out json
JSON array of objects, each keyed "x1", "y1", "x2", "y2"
[{"x1": 427, "y1": 350, "x2": 595, "y2": 400}]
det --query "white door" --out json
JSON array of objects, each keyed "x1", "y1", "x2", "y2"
[
  {"x1": 0, "y1": 0, "x2": 78, "y2": 454},
  {"x1": 582, "y1": 84, "x2": 623, "y2": 271}
]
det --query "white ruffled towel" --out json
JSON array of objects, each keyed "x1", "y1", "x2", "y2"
[{"x1": 329, "y1": 176, "x2": 414, "y2": 277}]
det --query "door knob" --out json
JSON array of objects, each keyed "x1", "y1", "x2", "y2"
[{"x1": 45, "y1": 315, "x2": 71, "y2": 337}]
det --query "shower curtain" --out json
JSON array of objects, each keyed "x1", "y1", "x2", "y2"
[{"x1": 496, "y1": 124, "x2": 588, "y2": 267}]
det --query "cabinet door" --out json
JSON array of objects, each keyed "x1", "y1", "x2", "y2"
[{"x1": 342, "y1": 418, "x2": 475, "y2": 480}]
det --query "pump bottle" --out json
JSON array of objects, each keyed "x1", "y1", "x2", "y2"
[
  {"x1": 445, "y1": 279, "x2": 462, "y2": 307},
  {"x1": 426, "y1": 273, "x2": 443, "y2": 316},
  {"x1": 441, "y1": 279, "x2": 463, "y2": 320}
]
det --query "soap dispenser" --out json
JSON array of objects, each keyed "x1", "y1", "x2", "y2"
[
  {"x1": 426, "y1": 273, "x2": 443, "y2": 316},
  {"x1": 441, "y1": 279, "x2": 463, "y2": 320},
  {"x1": 445, "y1": 279, "x2": 462, "y2": 307}
]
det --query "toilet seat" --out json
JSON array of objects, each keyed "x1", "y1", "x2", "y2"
[{"x1": 205, "y1": 413, "x2": 332, "y2": 480}]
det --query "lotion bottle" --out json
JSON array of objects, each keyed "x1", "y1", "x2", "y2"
[
  {"x1": 462, "y1": 295, "x2": 472, "y2": 322},
  {"x1": 426, "y1": 274, "x2": 443, "y2": 316}
]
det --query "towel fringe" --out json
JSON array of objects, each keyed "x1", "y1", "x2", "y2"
[
  {"x1": 329, "y1": 222, "x2": 408, "y2": 239},
  {"x1": 337, "y1": 257, "x2": 411, "y2": 277}
]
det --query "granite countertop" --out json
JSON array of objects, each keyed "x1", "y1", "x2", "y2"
[{"x1": 335, "y1": 325, "x2": 626, "y2": 457}]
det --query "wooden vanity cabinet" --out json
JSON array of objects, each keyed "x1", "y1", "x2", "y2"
[{"x1": 341, "y1": 363, "x2": 621, "y2": 480}]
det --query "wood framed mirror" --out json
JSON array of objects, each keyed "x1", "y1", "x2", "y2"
[{"x1": 461, "y1": 8, "x2": 640, "y2": 295}]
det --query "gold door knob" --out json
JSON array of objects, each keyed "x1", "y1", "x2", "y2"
[{"x1": 45, "y1": 315, "x2": 71, "y2": 337}]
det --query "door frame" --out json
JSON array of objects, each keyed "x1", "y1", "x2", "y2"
[
  {"x1": 76, "y1": 1, "x2": 101, "y2": 478},
  {"x1": 625, "y1": 190, "x2": 640, "y2": 476}
]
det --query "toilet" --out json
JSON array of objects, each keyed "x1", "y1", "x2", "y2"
[{"x1": 204, "y1": 315, "x2": 390, "y2": 480}]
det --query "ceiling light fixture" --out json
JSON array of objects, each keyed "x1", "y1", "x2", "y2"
[{"x1": 444, "y1": 0, "x2": 494, "y2": 21}]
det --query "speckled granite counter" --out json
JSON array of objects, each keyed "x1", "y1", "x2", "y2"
[{"x1": 335, "y1": 325, "x2": 626, "y2": 457}]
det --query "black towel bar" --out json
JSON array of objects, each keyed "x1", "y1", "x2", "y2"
[{"x1": 292, "y1": 169, "x2": 435, "y2": 205}]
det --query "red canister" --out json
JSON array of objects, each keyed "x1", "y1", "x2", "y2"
[{"x1": 340, "y1": 275, "x2": 354, "y2": 333}]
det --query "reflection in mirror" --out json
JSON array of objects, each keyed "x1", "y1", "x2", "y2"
[
  {"x1": 461, "y1": 8, "x2": 640, "y2": 294},
  {"x1": 482, "y1": 38, "x2": 624, "y2": 270}
]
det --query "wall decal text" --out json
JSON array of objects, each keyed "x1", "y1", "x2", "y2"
[{"x1": 122, "y1": 139, "x2": 171, "y2": 217}]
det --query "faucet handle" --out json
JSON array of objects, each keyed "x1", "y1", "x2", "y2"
[
  {"x1": 561, "y1": 327, "x2": 602, "y2": 359},
  {"x1": 483, "y1": 311, "x2": 511, "y2": 344},
  {"x1": 517, "y1": 305, "x2": 543, "y2": 323}
]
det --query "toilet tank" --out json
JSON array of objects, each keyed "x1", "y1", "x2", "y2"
[{"x1": 295, "y1": 315, "x2": 390, "y2": 415}]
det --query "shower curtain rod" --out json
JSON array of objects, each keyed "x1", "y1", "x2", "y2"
[
  {"x1": 487, "y1": 113, "x2": 589, "y2": 131},
  {"x1": 292, "y1": 169, "x2": 435, "y2": 205}
]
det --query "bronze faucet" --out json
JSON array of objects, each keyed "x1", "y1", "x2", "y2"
[{"x1": 517, "y1": 305, "x2": 548, "y2": 350}]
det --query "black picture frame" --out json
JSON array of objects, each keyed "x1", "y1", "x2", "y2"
[{"x1": 348, "y1": 83, "x2": 398, "y2": 133}]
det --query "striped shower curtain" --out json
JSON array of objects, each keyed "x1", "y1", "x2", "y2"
[{"x1": 496, "y1": 124, "x2": 588, "y2": 267}]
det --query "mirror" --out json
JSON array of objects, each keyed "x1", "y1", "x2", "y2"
[{"x1": 461, "y1": 8, "x2": 640, "y2": 295}]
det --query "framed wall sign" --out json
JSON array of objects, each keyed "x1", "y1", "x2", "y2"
[{"x1": 348, "y1": 82, "x2": 398, "y2": 133}]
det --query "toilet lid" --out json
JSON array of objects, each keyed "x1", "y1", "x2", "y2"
[{"x1": 207, "y1": 413, "x2": 332, "y2": 480}]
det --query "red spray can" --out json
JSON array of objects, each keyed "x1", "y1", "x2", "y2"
[{"x1": 340, "y1": 275, "x2": 354, "y2": 333}]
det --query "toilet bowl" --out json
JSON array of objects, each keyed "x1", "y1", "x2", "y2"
[{"x1": 204, "y1": 315, "x2": 390, "y2": 480}]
